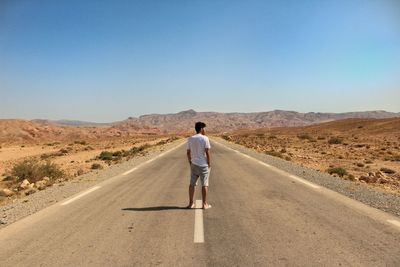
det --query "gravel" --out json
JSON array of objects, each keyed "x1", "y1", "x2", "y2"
[
  {"x1": 215, "y1": 138, "x2": 400, "y2": 218},
  {"x1": 0, "y1": 140, "x2": 184, "y2": 229}
]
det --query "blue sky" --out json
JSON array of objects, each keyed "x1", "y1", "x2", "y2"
[{"x1": 1, "y1": 0, "x2": 399, "y2": 122}]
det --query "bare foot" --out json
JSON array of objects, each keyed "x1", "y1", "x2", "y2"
[
  {"x1": 186, "y1": 203, "x2": 195, "y2": 209},
  {"x1": 202, "y1": 203, "x2": 212, "y2": 210}
]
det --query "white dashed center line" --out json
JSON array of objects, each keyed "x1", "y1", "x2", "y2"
[{"x1": 194, "y1": 200, "x2": 205, "y2": 243}]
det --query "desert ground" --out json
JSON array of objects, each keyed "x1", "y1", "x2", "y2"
[
  {"x1": 0, "y1": 119, "x2": 181, "y2": 203},
  {"x1": 219, "y1": 118, "x2": 400, "y2": 194}
]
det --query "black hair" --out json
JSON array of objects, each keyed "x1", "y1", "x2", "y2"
[{"x1": 195, "y1": 122, "x2": 206, "y2": 133}]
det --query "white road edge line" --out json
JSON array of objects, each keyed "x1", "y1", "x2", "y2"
[
  {"x1": 289, "y1": 175, "x2": 321, "y2": 189},
  {"x1": 194, "y1": 200, "x2": 205, "y2": 243},
  {"x1": 61, "y1": 186, "x2": 101, "y2": 206},
  {"x1": 122, "y1": 167, "x2": 138, "y2": 176},
  {"x1": 387, "y1": 220, "x2": 400, "y2": 228},
  {"x1": 214, "y1": 140, "x2": 320, "y2": 189}
]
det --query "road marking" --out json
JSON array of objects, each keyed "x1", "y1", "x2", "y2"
[
  {"x1": 59, "y1": 141, "x2": 186, "y2": 207},
  {"x1": 214, "y1": 140, "x2": 320, "y2": 189},
  {"x1": 388, "y1": 220, "x2": 400, "y2": 228},
  {"x1": 122, "y1": 167, "x2": 138, "y2": 176},
  {"x1": 194, "y1": 200, "x2": 205, "y2": 243},
  {"x1": 61, "y1": 186, "x2": 101, "y2": 206},
  {"x1": 289, "y1": 175, "x2": 320, "y2": 189}
]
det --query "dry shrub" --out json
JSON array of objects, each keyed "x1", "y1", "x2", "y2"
[
  {"x1": 91, "y1": 163, "x2": 103, "y2": 170},
  {"x1": 327, "y1": 167, "x2": 347, "y2": 177},
  {"x1": 11, "y1": 159, "x2": 64, "y2": 183},
  {"x1": 328, "y1": 137, "x2": 343, "y2": 144}
]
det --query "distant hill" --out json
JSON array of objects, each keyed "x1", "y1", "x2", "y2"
[
  {"x1": 0, "y1": 119, "x2": 160, "y2": 145},
  {"x1": 32, "y1": 119, "x2": 112, "y2": 127},
  {"x1": 123, "y1": 109, "x2": 400, "y2": 133},
  {"x1": 1, "y1": 109, "x2": 399, "y2": 144}
]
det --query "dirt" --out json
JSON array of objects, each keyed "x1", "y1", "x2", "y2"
[{"x1": 220, "y1": 118, "x2": 400, "y2": 194}]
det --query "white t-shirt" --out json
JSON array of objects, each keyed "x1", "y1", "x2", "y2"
[{"x1": 187, "y1": 134, "x2": 211, "y2": 167}]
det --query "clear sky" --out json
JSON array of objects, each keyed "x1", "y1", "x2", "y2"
[{"x1": 1, "y1": 0, "x2": 399, "y2": 122}]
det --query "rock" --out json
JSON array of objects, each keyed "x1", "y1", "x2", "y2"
[
  {"x1": 19, "y1": 179, "x2": 31, "y2": 190},
  {"x1": 35, "y1": 181, "x2": 47, "y2": 190},
  {"x1": 0, "y1": 219, "x2": 7, "y2": 225},
  {"x1": 42, "y1": 177, "x2": 50, "y2": 183},
  {"x1": 0, "y1": 188, "x2": 15, "y2": 197}
]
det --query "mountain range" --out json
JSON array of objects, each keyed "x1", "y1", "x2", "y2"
[
  {"x1": 1, "y1": 109, "x2": 399, "y2": 144},
  {"x1": 36, "y1": 109, "x2": 400, "y2": 131}
]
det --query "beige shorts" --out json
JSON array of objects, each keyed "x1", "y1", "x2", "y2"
[{"x1": 190, "y1": 164, "x2": 210, "y2": 187}]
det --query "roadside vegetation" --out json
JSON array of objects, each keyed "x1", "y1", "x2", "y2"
[{"x1": 0, "y1": 136, "x2": 182, "y2": 203}]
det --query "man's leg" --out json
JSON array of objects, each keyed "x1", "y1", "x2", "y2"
[
  {"x1": 201, "y1": 166, "x2": 211, "y2": 209},
  {"x1": 202, "y1": 186, "x2": 209, "y2": 207},
  {"x1": 188, "y1": 185, "x2": 195, "y2": 207}
]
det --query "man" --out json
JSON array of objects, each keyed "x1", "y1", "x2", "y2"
[{"x1": 186, "y1": 121, "x2": 212, "y2": 209}]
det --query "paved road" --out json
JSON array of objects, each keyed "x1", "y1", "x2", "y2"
[{"x1": 0, "y1": 141, "x2": 399, "y2": 266}]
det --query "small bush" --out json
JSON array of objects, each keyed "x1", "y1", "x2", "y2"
[
  {"x1": 91, "y1": 163, "x2": 103, "y2": 170},
  {"x1": 98, "y1": 151, "x2": 113, "y2": 161},
  {"x1": 129, "y1": 144, "x2": 151, "y2": 156},
  {"x1": 380, "y1": 168, "x2": 396, "y2": 174},
  {"x1": 327, "y1": 167, "x2": 347, "y2": 177},
  {"x1": 140, "y1": 144, "x2": 151, "y2": 150},
  {"x1": 112, "y1": 151, "x2": 123, "y2": 157},
  {"x1": 328, "y1": 137, "x2": 343, "y2": 144},
  {"x1": 221, "y1": 135, "x2": 231, "y2": 141},
  {"x1": 297, "y1": 133, "x2": 312, "y2": 140},
  {"x1": 156, "y1": 140, "x2": 168, "y2": 145},
  {"x1": 11, "y1": 159, "x2": 64, "y2": 183},
  {"x1": 59, "y1": 148, "x2": 69, "y2": 154}
]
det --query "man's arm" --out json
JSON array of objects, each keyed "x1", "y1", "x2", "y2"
[
  {"x1": 187, "y1": 149, "x2": 191, "y2": 165},
  {"x1": 205, "y1": 148, "x2": 210, "y2": 168}
]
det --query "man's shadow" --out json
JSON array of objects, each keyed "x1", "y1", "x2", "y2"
[{"x1": 122, "y1": 206, "x2": 188, "y2": 212}]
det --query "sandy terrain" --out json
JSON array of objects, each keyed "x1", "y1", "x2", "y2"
[
  {"x1": 220, "y1": 118, "x2": 400, "y2": 194},
  {"x1": 0, "y1": 135, "x2": 181, "y2": 203}
]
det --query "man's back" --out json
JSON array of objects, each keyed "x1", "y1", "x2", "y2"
[{"x1": 187, "y1": 134, "x2": 211, "y2": 167}]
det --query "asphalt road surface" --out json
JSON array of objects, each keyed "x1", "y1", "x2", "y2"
[{"x1": 0, "y1": 140, "x2": 399, "y2": 266}]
